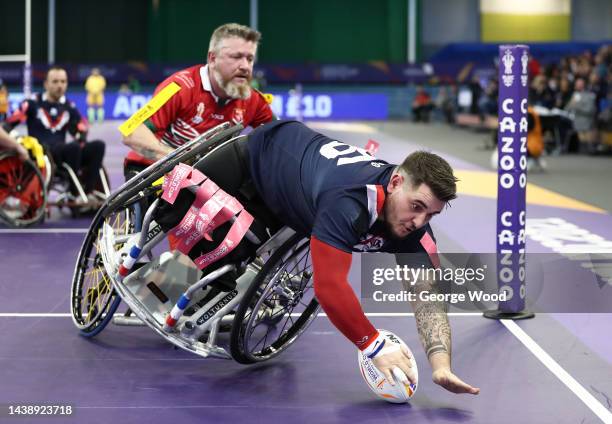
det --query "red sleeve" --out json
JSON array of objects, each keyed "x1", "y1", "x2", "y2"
[
  {"x1": 249, "y1": 91, "x2": 273, "y2": 127},
  {"x1": 310, "y1": 236, "x2": 378, "y2": 350},
  {"x1": 4, "y1": 100, "x2": 29, "y2": 130}
]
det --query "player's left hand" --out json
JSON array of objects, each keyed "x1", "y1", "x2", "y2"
[{"x1": 432, "y1": 367, "x2": 480, "y2": 395}]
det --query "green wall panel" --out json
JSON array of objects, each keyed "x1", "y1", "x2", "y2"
[{"x1": 258, "y1": 0, "x2": 408, "y2": 63}]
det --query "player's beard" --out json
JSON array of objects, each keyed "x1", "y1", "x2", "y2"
[
  {"x1": 213, "y1": 69, "x2": 251, "y2": 100},
  {"x1": 382, "y1": 205, "x2": 413, "y2": 240}
]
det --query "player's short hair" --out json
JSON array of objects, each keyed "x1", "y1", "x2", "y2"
[
  {"x1": 45, "y1": 66, "x2": 68, "y2": 81},
  {"x1": 209, "y1": 23, "x2": 261, "y2": 54},
  {"x1": 397, "y1": 151, "x2": 458, "y2": 202}
]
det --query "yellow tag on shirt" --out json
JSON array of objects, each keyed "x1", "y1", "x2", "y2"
[
  {"x1": 262, "y1": 93, "x2": 274, "y2": 104},
  {"x1": 118, "y1": 82, "x2": 181, "y2": 136}
]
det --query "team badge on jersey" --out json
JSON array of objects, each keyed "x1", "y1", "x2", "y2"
[
  {"x1": 232, "y1": 108, "x2": 244, "y2": 124},
  {"x1": 192, "y1": 102, "x2": 205, "y2": 124},
  {"x1": 353, "y1": 233, "x2": 385, "y2": 252}
]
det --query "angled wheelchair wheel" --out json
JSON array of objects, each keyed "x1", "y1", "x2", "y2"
[
  {"x1": 70, "y1": 203, "x2": 133, "y2": 336},
  {"x1": 0, "y1": 152, "x2": 46, "y2": 227},
  {"x1": 230, "y1": 233, "x2": 320, "y2": 364}
]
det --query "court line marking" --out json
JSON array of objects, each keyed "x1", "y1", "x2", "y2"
[
  {"x1": 0, "y1": 228, "x2": 88, "y2": 234},
  {"x1": 6, "y1": 313, "x2": 609, "y2": 420},
  {"x1": 502, "y1": 319, "x2": 612, "y2": 423},
  {"x1": 0, "y1": 312, "x2": 482, "y2": 318}
]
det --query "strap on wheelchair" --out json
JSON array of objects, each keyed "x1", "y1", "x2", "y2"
[{"x1": 161, "y1": 163, "x2": 254, "y2": 271}]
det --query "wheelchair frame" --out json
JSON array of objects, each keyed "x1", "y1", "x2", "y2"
[{"x1": 70, "y1": 122, "x2": 320, "y2": 362}]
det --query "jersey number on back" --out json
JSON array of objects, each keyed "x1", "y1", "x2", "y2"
[{"x1": 319, "y1": 141, "x2": 373, "y2": 166}]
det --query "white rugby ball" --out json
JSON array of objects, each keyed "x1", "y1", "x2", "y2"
[{"x1": 357, "y1": 330, "x2": 418, "y2": 403}]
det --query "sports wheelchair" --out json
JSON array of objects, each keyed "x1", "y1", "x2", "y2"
[
  {"x1": 0, "y1": 136, "x2": 47, "y2": 227},
  {"x1": 70, "y1": 122, "x2": 319, "y2": 363},
  {"x1": 0, "y1": 133, "x2": 111, "y2": 226}
]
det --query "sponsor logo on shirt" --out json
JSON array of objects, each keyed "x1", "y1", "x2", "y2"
[{"x1": 210, "y1": 113, "x2": 224, "y2": 120}]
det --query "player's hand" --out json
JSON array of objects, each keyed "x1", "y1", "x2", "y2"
[
  {"x1": 432, "y1": 367, "x2": 480, "y2": 395},
  {"x1": 372, "y1": 343, "x2": 417, "y2": 386},
  {"x1": 15, "y1": 144, "x2": 29, "y2": 161}
]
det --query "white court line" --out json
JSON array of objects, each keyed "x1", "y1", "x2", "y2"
[
  {"x1": 0, "y1": 312, "x2": 482, "y2": 318},
  {"x1": 502, "y1": 320, "x2": 612, "y2": 424},
  {"x1": 0, "y1": 228, "x2": 88, "y2": 234}
]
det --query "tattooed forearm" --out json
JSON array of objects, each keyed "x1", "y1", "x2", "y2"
[
  {"x1": 414, "y1": 302, "x2": 452, "y2": 359},
  {"x1": 404, "y1": 277, "x2": 452, "y2": 360}
]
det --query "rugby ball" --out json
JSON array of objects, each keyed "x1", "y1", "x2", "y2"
[{"x1": 357, "y1": 330, "x2": 418, "y2": 403}]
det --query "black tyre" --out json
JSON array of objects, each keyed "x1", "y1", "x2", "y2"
[
  {"x1": 70, "y1": 203, "x2": 133, "y2": 336},
  {"x1": 230, "y1": 234, "x2": 320, "y2": 364}
]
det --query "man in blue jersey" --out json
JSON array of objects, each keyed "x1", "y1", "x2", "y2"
[{"x1": 157, "y1": 119, "x2": 479, "y2": 395}]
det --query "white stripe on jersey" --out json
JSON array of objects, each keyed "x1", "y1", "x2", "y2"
[{"x1": 366, "y1": 184, "x2": 379, "y2": 228}]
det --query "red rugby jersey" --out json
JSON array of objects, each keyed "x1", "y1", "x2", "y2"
[{"x1": 149, "y1": 65, "x2": 273, "y2": 148}]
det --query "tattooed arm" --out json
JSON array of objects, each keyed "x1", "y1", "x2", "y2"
[
  {"x1": 407, "y1": 273, "x2": 480, "y2": 395},
  {"x1": 122, "y1": 123, "x2": 173, "y2": 161}
]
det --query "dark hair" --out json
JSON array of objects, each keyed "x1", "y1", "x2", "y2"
[
  {"x1": 397, "y1": 151, "x2": 458, "y2": 202},
  {"x1": 45, "y1": 66, "x2": 67, "y2": 81}
]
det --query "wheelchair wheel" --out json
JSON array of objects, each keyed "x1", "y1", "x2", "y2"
[
  {"x1": 0, "y1": 152, "x2": 46, "y2": 227},
  {"x1": 230, "y1": 233, "x2": 320, "y2": 364},
  {"x1": 70, "y1": 203, "x2": 133, "y2": 336}
]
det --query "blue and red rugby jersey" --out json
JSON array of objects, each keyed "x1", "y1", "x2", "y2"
[
  {"x1": 247, "y1": 120, "x2": 439, "y2": 350},
  {"x1": 247, "y1": 119, "x2": 437, "y2": 256},
  {"x1": 4, "y1": 93, "x2": 87, "y2": 146}
]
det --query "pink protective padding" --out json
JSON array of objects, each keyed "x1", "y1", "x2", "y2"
[
  {"x1": 161, "y1": 163, "x2": 207, "y2": 205},
  {"x1": 163, "y1": 163, "x2": 255, "y2": 270},
  {"x1": 193, "y1": 210, "x2": 254, "y2": 270},
  {"x1": 170, "y1": 187, "x2": 244, "y2": 255}
]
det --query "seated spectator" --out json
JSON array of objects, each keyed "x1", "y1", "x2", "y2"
[
  {"x1": 435, "y1": 85, "x2": 457, "y2": 124},
  {"x1": 477, "y1": 79, "x2": 498, "y2": 117},
  {"x1": 554, "y1": 77, "x2": 573, "y2": 109},
  {"x1": 529, "y1": 75, "x2": 555, "y2": 109},
  {"x1": 565, "y1": 77, "x2": 597, "y2": 152},
  {"x1": 412, "y1": 85, "x2": 433, "y2": 122},
  {"x1": 0, "y1": 83, "x2": 8, "y2": 122},
  {"x1": 468, "y1": 76, "x2": 482, "y2": 115}
]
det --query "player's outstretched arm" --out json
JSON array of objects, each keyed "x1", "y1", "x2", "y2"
[
  {"x1": 122, "y1": 123, "x2": 173, "y2": 161},
  {"x1": 408, "y1": 276, "x2": 480, "y2": 395}
]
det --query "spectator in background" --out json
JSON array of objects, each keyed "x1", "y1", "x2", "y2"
[
  {"x1": 555, "y1": 77, "x2": 573, "y2": 109},
  {"x1": 477, "y1": 79, "x2": 498, "y2": 116},
  {"x1": 527, "y1": 54, "x2": 541, "y2": 80},
  {"x1": 467, "y1": 76, "x2": 482, "y2": 115},
  {"x1": 435, "y1": 85, "x2": 457, "y2": 124},
  {"x1": 0, "y1": 83, "x2": 8, "y2": 122},
  {"x1": 412, "y1": 85, "x2": 433, "y2": 123},
  {"x1": 85, "y1": 68, "x2": 106, "y2": 123},
  {"x1": 589, "y1": 71, "x2": 607, "y2": 114},
  {"x1": 565, "y1": 77, "x2": 597, "y2": 152},
  {"x1": 529, "y1": 75, "x2": 555, "y2": 109},
  {"x1": 127, "y1": 75, "x2": 141, "y2": 94}
]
